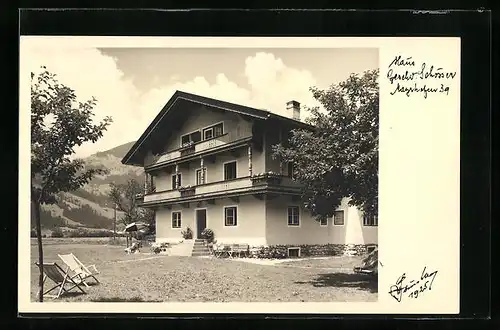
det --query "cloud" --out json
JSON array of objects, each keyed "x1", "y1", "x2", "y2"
[{"x1": 23, "y1": 47, "x2": 321, "y2": 158}]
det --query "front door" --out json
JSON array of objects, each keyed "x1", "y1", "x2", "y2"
[{"x1": 196, "y1": 209, "x2": 207, "y2": 238}]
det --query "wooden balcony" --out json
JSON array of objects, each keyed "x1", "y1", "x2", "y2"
[
  {"x1": 147, "y1": 127, "x2": 253, "y2": 169},
  {"x1": 140, "y1": 175, "x2": 302, "y2": 207}
]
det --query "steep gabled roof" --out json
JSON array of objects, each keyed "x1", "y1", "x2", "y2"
[{"x1": 121, "y1": 90, "x2": 312, "y2": 166}]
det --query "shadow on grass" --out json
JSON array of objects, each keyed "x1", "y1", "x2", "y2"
[
  {"x1": 91, "y1": 296, "x2": 161, "y2": 302},
  {"x1": 295, "y1": 272, "x2": 378, "y2": 293}
]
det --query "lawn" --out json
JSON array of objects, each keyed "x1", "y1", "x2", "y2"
[{"x1": 30, "y1": 240, "x2": 377, "y2": 302}]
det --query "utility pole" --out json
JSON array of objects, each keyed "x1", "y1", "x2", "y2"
[{"x1": 113, "y1": 203, "x2": 117, "y2": 242}]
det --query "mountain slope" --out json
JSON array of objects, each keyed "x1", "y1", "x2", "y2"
[{"x1": 37, "y1": 141, "x2": 143, "y2": 231}]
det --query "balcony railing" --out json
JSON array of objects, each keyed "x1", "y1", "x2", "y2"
[
  {"x1": 140, "y1": 175, "x2": 302, "y2": 205},
  {"x1": 143, "y1": 177, "x2": 253, "y2": 204},
  {"x1": 143, "y1": 189, "x2": 182, "y2": 203},
  {"x1": 195, "y1": 177, "x2": 253, "y2": 196},
  {"x1": 147, "y1": 127, "x2": 253, "y2": 168}
]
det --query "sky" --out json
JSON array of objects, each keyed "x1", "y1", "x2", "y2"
[{"x1": 25, "y1": 46, "x2": 378, "y2": 158}]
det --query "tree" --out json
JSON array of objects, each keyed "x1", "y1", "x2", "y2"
[
  {"x1": 31, "y1": 67, "x2": 112, "y2": 301},
  {"x1": 273, "y1": 69, "x2": 379, "y2": 221},
  {"x1": 108, "y1": 178, "x2": 155, "y2": 233}
]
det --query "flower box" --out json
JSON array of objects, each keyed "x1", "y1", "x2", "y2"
[
  {"x1": 251, "y1": 172, "x2": 283, "y2": 185},
  {"x1": 178, "y1": 185, "x2": 195, "y2": 197},
  {"x1": 179, "y1": 142, "x2": 195, "y2": 156}
]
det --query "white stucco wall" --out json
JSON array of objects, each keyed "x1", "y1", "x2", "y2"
[
  {"x1": 343, "y1": 204, "x2": 378, "y2": 244},
  {"x1": 155, "y1": 195, "x2": 267, "y2": 246},
  {"x1": 265, "y1": 196, "x2": 377, "y2": 245}
]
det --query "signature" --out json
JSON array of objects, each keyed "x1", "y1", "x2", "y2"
[{"x1": 389, "y1": 266, "x2": 438, "y2": 302}]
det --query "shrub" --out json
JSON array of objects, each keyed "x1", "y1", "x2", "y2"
[
  {"x1": 200, "y1": 228, "x2": 215, "y2": 243},
  {"x1": 181, "y1": 227, "x2": 193, "y2": 239},
  {"x1": 256, "y1": 245, "x2": 288, "y2": 259},
  {"x1": 51, "y1": 228, "x2": 64, "y2": 238},
  {"x1": 107, "y1": 237, "x2": 126, "y2": 245},
  {"x1": 67, "y1": 228, "x2": 113, "y2": 238}
]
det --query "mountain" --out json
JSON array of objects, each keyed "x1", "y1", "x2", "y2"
[{"x1": 36, "y1": 141, "x2": 144, "y2": 231}]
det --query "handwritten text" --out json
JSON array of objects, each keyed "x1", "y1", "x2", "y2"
[
  {"x1": 386, "y1": 55, "x2": 457, "y2": 99},
  {"x1": 389, "y1": 266, "x2": 438, "y2": 302}
]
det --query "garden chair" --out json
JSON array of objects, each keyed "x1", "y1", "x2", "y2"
[
  {"x1": 229, "y1": 244, "x2": 249, "y2": 258},
  {"x1": 206, "y1": 243, "x2": 215, "y2": 256},
  {"x1": 35, "y1": 262, "x2": 86, "y2": 299},
  {"x1": 227, "y1": 244, "x2": 239, "y2": 259},
  {"x1": 58, "y1": 253, "x2": 100, "y2": 287},
  {"x1": 213, "y1": 243, "x2": 223, "y2": 258},
  {"x1": 214, "y1": 244, "x2": 230, "y2": 258},
  {"x1": 236, "y1": 244, "x2": 250, "y2": 258}
]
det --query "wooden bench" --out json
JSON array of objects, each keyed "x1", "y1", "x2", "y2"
[
  {"x1": 212, "y1": 243, "x2": 250, "y2": 258},
  {"x1": 228, "y1": 244, "x2": 249, "y2": 258}
]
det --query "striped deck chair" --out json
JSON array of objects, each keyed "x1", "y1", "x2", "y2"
[
  {"x1": 35, "y1": 262, "x2": 86, "y2": 299},
  {"x1": 58, "y1": 253, "x2": 100, "y2": 287}
]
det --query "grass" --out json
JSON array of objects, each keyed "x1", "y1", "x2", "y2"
[{"x1": 30, "y1": 240, "x2": 377, "y2": 302}]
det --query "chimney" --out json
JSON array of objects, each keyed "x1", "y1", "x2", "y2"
[{"x1": 286, "y1": 100, "x2": 300, "y2": 121}]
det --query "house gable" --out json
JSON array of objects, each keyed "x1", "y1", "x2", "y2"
[{"x1": 121, "y1": 90, "x2": 313, "y2": 166}]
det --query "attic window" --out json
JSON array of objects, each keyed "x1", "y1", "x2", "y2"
[
  {"x1": 181, "y1": 131, "x2": 201, "y2": 147},
  {"x1": 202, "y1": 122, "x2": 224, "y2": 141},
  {"x1": 203, "y1": 127, "x2": 213, "y2": 140},
  {"x1": 214, "y1": 123, "x2": 223, "y2": 137}
]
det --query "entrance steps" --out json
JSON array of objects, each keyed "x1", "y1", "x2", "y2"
[{"x1": 191, "y1": 239, "x2": 211, "y2": 257}]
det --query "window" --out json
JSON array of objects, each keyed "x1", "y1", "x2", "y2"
[
  {"x1": 180, "y1": 131, "x2": 201, "y2": 146},
  {"x1": 201, "y1": 122, "x2": 223, "y2": 141},
  {"x1": 333, "y1": 210, "x2": 345, "y2": 225},
  {"x1": 223, "y1": 161, "x2": 237, "y2": 180},
  {"x1": 203, "y1": 127, "x2": 214, "y2": 140},
  {"x1": 172, "y1": 212, "x2": 181, "y2": 228},
  {"x1": 287, "y1": 162, "x2": 295, "y2": 179},
  {"x1": 214, "y1": 123, "x2": 223, "y2": 137},
  {"x1": 287, "y1": 206, "x2": 300, "y2": 226},
  {"x1": 287, "y1": 247, "x2": 301, "y2": 258},
  {"x1": 363, "y1": 213, "x2": 378, "y2": 226},
  {"x1": 171, "y1": 173, "x2": 182, "y2": 189},
  {"x1": 319, "y1": 217, "x2": 328, "y2": 226},
  {"x1": 181, "y1": 134, "x2": 190, "y2": 146},
  {"x1": 196, "y1": 168, "x2": 207, "y2": 185},
  {"x1": 224, "y1": 206, "x2": 237, "y2": 226}
]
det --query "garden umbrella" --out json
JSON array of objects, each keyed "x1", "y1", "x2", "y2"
[{"x1": 124, "y1": 222, "x2": 149, "y2": 233}]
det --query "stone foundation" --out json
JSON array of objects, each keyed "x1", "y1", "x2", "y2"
[{"x1": 249, "y1": 244, "x2": 377, "y2": 259}]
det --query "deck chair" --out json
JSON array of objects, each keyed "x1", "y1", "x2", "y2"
[
  {"x1": 58, "y1": 253, "x2": 100, "y2": 287},
  {"x1": 35, "y1": 262, "x2": 86, "y2": 299}
]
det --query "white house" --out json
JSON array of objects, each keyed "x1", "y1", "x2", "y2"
[{"x1": 122, "y1": 91, "x2": 377, "y2": 257}]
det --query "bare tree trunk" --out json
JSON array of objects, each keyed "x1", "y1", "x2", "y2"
[{"x1": 33, "y1": 199, "x2": 44, "y2": 302}]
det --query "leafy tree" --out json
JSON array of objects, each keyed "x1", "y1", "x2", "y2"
[
  {"x1": 108, "y1": 178, "x2": 155, "y2": 232},
  {"x1": 273, "y1": 69, "x2": 379, "y2": 221},
  {"x1": 31, "y1": 67, "x2": 112, "y2": 301}
]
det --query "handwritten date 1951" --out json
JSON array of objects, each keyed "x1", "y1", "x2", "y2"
[{"x1": 389, "y1": 266, "x2": 438, "y2": 302}]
